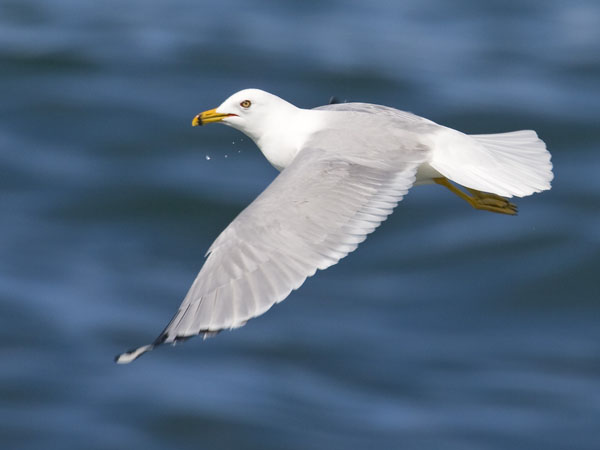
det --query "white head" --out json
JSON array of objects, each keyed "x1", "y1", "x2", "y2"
[{"x1": 192, "y1": 89, "x2": 298, "y2": 142}]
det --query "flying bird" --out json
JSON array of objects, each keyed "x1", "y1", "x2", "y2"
[{"x1": 116, "y1": 88, "x2": 553, "y2": 363}]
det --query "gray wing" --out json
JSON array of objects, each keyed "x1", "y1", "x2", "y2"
[
  {"x1": 116, "y1": 141, "x2": 428, "y2": 363},
  {"x1": 314, "y1": 102, "x2": 434, "y2": 124}
]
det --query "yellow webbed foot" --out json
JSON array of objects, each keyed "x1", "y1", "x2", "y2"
[{"x1": 434, "y1": 177, "x2": 518, "y2": 215}]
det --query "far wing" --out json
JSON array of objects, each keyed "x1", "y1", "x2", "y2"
[
  {"x1": 116, "y1": 145, "x2": 426, "y2": 363},
  {"x1": 314, "y1": 102, "x2": 433, "y2": 125}
]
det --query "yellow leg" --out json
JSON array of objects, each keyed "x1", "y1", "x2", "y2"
[{"x1": 433, "y1": 177, "x2": 518, "y2": 215}]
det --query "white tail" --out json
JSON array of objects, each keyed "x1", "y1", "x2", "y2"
[{"x1": 430, "y1": 129, "x2": 553, "y2": 198}]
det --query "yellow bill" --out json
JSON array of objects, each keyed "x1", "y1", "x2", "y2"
[{"x1": 192, "y1": 108, "x2": 235, "y2": 126}]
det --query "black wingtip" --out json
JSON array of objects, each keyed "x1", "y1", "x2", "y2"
[
  {"x1": 114, "y1": 329, "x2": 225, "y2": 364},
  {"x1": 114, "y1": 344, "x2": 155, "y2": 364}
]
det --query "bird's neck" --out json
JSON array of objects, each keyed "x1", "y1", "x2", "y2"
[{"x1": 254, "y1": 109, "x2": 325, "y2": 171}]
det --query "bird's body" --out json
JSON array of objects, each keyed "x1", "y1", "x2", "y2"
[{"x1": 116, "y1": 89, "x2": 553, "y2": 363}]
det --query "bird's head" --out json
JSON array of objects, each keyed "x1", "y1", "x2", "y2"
[{"x1": 192, "y1": 88, "x2": 297, "y2": 141}]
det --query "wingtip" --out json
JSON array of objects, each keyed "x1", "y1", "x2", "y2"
[
  {"x1": 114, "y1": 344, "x2": 154, "y2": 364},
  {"x1": 114, "y1": 330, "x2": 223, "y2": 364}
]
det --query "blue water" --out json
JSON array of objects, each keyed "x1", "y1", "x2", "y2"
[{"x1": 1, "y1": 1, "x2": 599, "y2": 449}]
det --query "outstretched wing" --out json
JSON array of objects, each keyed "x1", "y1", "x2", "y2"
[{"x1": 117, "y1": 140, "x2": 428, "y2": 363}]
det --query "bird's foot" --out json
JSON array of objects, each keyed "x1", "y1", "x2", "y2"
[
  {"x1": 466, "y1": 188, "x2": 518, "y2": 215},
  {"x1": 434, "y1": 177, "x2": 518, "y2": 215}
]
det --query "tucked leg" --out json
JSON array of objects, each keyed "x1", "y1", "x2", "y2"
[{"x1": 434, "y1": 177, "x2": 518, "y2": 215}]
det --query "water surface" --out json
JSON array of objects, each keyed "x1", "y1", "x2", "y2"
[{"x1": 1, "y1": 1, "x2": 599, "y2": 449}]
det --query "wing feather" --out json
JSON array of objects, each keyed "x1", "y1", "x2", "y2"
[
  {"x1": 116, "y1": 142, "x2": 428, "y2": 363},
  {"x1": 162, "y1": 148, "x2": 422, "y2": 338}
]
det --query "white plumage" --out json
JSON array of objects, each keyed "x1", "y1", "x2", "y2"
[
  {"x1": 116, "y1": 89, "x2": 553, "y2": 364},
  {"x1": 430, "y1": 129, "x2": 552, "y2": 197}
]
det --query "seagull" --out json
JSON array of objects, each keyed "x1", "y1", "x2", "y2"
[{"x1": 116, "y1": 88, "x2": 553, "y2": 363}]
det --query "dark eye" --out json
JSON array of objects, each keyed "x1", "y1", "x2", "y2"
[{"x1": 240, "y1": 100, "x2": 251, "y2": 108}]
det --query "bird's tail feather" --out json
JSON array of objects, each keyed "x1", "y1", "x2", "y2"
[{"x1": 431, "y1": 130, "x2": 553, "y2": 198}]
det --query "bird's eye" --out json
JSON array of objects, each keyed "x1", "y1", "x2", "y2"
[{"x1": 240, "y1": 100, "x2": 251, "y2": 108}]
